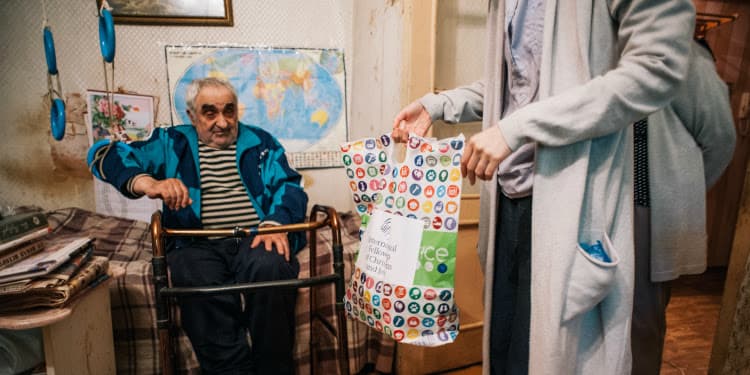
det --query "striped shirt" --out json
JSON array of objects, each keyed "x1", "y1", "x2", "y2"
[{"x1": 199, "y1": 142, "x2": 261, "y2": 230}]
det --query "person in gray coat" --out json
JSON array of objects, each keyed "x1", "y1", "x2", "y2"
[
  {"x1": 392, "y1": 0, "x2": 697, "y2": 373},
  {"x1": 631, "y1": 38, "x2": 736, "y2": 375}
]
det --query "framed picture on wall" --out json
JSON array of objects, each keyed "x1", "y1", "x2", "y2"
[
  {"x1": 85, "y1": 90, "x2": 156, "y2": 145},
  {"x1": 96, "y1": 0, "x2": 233, "y2": 26},
  {"x1": 85, "y1": 90, "x2": 160, "y2": 223}
]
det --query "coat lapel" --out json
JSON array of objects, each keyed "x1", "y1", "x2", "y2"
[{"x1": 480, "y1": 2, "x2": 505, "y2": 374}]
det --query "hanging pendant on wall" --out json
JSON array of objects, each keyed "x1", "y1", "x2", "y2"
[{"x1": 44, "y1": 25, "x2": 66, "y2": 141}]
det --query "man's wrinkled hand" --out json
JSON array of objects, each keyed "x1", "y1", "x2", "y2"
[
  {"x1": 251, "y1": 232, "x2": 291, "y2": 262},
  {"x1": 461, "y1": 125, "x2": 512, "y2": 185},
  {"x1": 391, "y1": 101, "x2": 433, "y2": 143},
  {"x1": 134, "y1": 176, "x2": 192, "y2": 211}
]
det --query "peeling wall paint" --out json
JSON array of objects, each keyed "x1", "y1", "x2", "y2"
[
  {"x1": 49, "y1": 93, "x2": 91, "y2": 179},
  {"x1": 0, "y1": 97, "x2": 93, "y2": 210}
]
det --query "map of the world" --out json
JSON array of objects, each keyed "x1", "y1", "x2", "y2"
[{"x1": 166, "y1": 46, "x2": 347, "y2": 168}]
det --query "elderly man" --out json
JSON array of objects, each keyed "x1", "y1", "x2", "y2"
[{"x1": 89, "y1": 77, "x2": 307, "y2": 374}]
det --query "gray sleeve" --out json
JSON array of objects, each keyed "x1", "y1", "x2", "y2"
[
  {"x1": 498, "y1": 0, "x2": 695, "y2": 151},
  {"x1": 672, "y1": 43, "x2": 736, "y2": 188},
  {"x1": 419, "y1": 80, "x2": 486, "y2": 123}
]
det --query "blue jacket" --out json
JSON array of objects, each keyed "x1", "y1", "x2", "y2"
[{"x1": 90, "y1": 123, "x2": 308, "y2": 253}]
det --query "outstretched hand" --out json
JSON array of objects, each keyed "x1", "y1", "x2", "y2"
[
  {"x1": 392, "y1": 101, "x2": 512, "y2": 185},
  {"x1": 391, "y1": 101, "x2": 433, "y2": 143},
  {"x1": 461, "y1": 125, "x2": 512, "y2": 185},
  {"x1": 133, "y1": 175, "x2": 192, "y2": 211}
]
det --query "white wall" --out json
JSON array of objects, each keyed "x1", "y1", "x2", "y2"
[
  {"x1": 434, "y1": 0, "x2": 486, "y2": 90},
  {"x1": 432, "y1": 0, "x2": 487, "y2": 195},
  {"x1": 0, "y1": 0, "x2": 410, "y2": 215}
]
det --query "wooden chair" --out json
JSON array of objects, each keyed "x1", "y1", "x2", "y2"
[{"x1": 149, "y1": 204, "x2": 350, "y2": 375}]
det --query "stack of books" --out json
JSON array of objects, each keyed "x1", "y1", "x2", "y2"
[
  {"x1": 0, "y1": 211, "x2": 109, "y2": 313},
  {"x1": 0, "y1": 210, "x2": 50, "y2": 270}
]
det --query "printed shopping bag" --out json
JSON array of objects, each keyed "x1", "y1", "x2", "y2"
[{"x1": 340, "y1": 133, "x2": 464, "y2": 346}]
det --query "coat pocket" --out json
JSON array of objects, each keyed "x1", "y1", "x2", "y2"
[{"x1": 561, "y1": 231, "x2": 620, "y2": 323}]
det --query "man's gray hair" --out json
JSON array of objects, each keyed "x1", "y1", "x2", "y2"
[{"x1": 185, "y1": 77, "x2": 238, "y2": 112}]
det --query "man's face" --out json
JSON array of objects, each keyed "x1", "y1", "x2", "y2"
[{"x1": 188, "y1": 85, "x2": 238, "y2": 149}]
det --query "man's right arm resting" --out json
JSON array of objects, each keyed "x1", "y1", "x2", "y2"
[{"x1": 131, "y1": 174, "x2": 192, "y2": 211}]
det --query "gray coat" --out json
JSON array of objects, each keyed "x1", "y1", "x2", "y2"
[
  {"x1": 647, "y1": 41, "x2": 736, "y2": 283},
  {"x1": 420, "y1": 0, "x2": 696, "y2": 373}
]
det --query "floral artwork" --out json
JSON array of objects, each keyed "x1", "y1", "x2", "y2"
[
  {"x1": 86, "y1": 90, "x2": 160, "y2": 223},
  {"x1": 86, "y1": 91, "x2": 155, "y2": 144}
]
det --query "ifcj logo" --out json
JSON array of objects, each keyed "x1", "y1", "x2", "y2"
[{"x1": 380, "y1": 217, "x2": 392, "y2": 234}]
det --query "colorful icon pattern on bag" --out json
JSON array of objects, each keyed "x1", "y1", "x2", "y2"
[
  {"x1": 344, "y1": 267, "x2": 460, "y2": 343},
  {"x1": 341, "y1": 134, "x2": 463, "y2": 237}
]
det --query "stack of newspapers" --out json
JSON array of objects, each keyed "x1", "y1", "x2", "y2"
[{"x1": 0, "y1": 210, "x2": 109, "y2": 313}]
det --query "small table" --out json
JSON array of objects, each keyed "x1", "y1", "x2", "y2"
[{"x1": 0, "y1": 266, "x2": 124, "y2": 375}]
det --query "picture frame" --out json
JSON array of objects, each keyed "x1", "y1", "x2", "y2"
[
  {"x1": 96, "y1": 0, "x2": 233, "y2": 26},
  {"x1": 85, "y1": 90, "x2": 160, "y2": 223},
  {"x1": 85, "y1": 90, "x2": 156, "y2": 145}
]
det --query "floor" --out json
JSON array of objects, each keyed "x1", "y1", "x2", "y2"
[
  {"x1": 436, "y1": 268, "x2": 726, "y2": 375},
  {"x1": 660, "y1": 267, "x2": 725, "y2": 374}
]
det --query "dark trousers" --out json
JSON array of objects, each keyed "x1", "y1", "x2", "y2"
[
  {"x1": 490, "y1": 194, "x2": 532, "y2": 375},
  {"x1": 167, "y1": 237, "x2": 300, "y2": 375},
  {"x1": 631, "y1": 206, "x2": 671, "y2": 375}
]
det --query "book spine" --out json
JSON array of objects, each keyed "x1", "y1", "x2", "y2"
[
  {"x1": 0, "y1": 227, "x2": 50, "y2": 253},
  {"x1": 0, "y1": 241, "x2": 46, "y2": 270},
  {"x1": 0, "y1": 212, "x2": 48, "y2": 244}
]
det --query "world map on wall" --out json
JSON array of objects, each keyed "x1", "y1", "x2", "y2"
[{"x1": 168, "y1": 46, "x2": 347, "y2": 166}]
